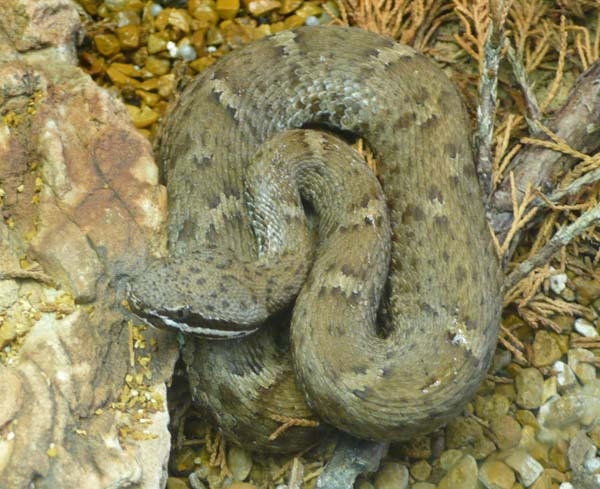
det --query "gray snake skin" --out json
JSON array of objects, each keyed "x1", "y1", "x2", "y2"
[{"x1": 128, "y1": 25, "x2": 502, "y2": 452}]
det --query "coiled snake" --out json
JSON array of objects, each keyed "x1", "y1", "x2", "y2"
[{"x1": 128, "y1": 26, "x2": 502, "y2": 452}]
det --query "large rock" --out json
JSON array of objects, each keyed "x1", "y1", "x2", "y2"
[{"x1": 0, "y1": 1, "x2": 177, "y2": 487}]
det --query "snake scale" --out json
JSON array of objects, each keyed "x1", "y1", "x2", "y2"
[{"x1": 128, "y1": 26, "x2": 502, "y2": 452}]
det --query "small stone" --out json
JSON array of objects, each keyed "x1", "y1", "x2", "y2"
[
  {"x1": 538, "y1": 392, "x2": 584, "y2": 428},
  {"x1": 532, "y1": 331, "x2": 563, "y2": 367},
  {"x1": 147, "y1": 33, "x2": 168, "y2": 53},
  {"x1": 530, "y1": 471, "x2": 552, "y2": 489},
  {"x1": 559, "y1": 483, "x2": 574, "y2": 489},
  {"x1": 374, "y1": 462, "x2": 409, "y2": 489},
  {"x1": 245, "y1": 0, "x2": 281, "y2": 16},
  {"x1": 568, "y1": 431, "x2": 596, "y2": 469},
  {"x1": 553, "y1": 361, "x2": 578, "y2": 391},
  {"x1": 279, "y1": 0, "x2": 302, "y2": 14},
  {"x1": 438, "y1": 455, "x2": 478, "y2": 489},
  {"x1": 519, "y1": 426, "x2": 550, "y2": 465},
  {"x1": 126, "y1": 104, "x2": 159, "y2": 128},
  {"x1": 542, "y1": 376, "x2": 558, "y2": 403},
  {"x1": 515, "y1": 410, "x2": 538, "y2": 429},
  {"x1": 568, "y1": 349, "x2": 597, "y2": 384},
  {"x1": 479, "y1": 459, "x2": 515, "y2": 489},
  {"x1": 169, "y1": 447, "x2": 198, "y2": 475},
  {"x1": 550, "y1": 443, "x2": 569, "y2": 472},
  {"x1": 475, "y1": 394, "x2": 511, "y2": 421},
  {"x1": 155, "y1": 8, "x2": 191, "y2": 33},
  {"x1": 503, "y1": 449, "x2": 544, "y2": 486},
  {"x1": 206, "y1": 26, "x2": 224, "y2": 45},
  {"x1": 515, "y1": 368, "x2": 544, "y2": 409},
  {"x1": 574, "y1": 318, "x2": 599, "y2": 337},
  {"x1": 283, "y1": 14, "x2": 305, "y2": 28},
  {"x1": 490, "y1": 415, "x2": 522, "y2": 449},
  {"x1": 550, "y1": 272, "x2": 567, "y2": 294},
  {"x1": 116, "y1": 24, "x2": 140, "y2": 49},
  {"x1": 216, "y1": 0, "x2": 240, "y2": 18},
  {"x1": 167, "y1": 477, "x2": 189, "y2": 489},
  {"x1": 227, "y1": 446, "x2": 252, "y2": 481},
  {"x1": 412, "y1": 484, "x2": 436, "y2": 489},
  {"x1": 440, "y1": 449, "x2": 464, "y2": 470},
  {"x1": 145, "y1": 56, "x2": 171, "y2": 75},
  {"x1": 410, "y1": 460, "x2": 431, "y2": 481},
  {"x1": 294, "y1": 1, "x2": 322, "y2": 19},
  {"x1": 189, "y1": 0, "x2": 219, "y2": 25},
  {"x1": 94, "y1": 33, "x2": 121, "y2": 56},
  {"x1": 573, "y1": 276, "x2": 600, "y2": 305}
]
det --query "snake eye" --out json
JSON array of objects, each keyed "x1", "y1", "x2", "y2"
[{"x1": 177, "y1": 306, "x2": 191, "y2": 320}]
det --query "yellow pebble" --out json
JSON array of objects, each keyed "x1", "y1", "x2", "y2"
[
  {"x1": 145, "y1": 56, "x2": 171, "y2": 76},
  {"x1": 278, "y1": 0, "x2": 302, "y2": 14},
  {"x1": 245, "y1": 0, "x2": 281, "y2": 16},
  {"x1": 189, "y1": 56, "x2": 216, "y2": 72},
  {"x1": 94, "y1": 33, "x2": 120, "y2": 56},
  {"x1": 155, "y1": 8, "x2": 191, "y2": 33},
  {"x1": 157, "y1": 74, "x2": 176, "y2": 98},
  {"x1": 135, "y1": 90, "x2": 161, "y2": 107},
  {"x1": 147, "y1": 33, "x2": 168, "y2": 54},
  {"x1": 283, "y1": 14, "x2": 305, "y2": 29},
  {"x1": 116, "y1": 25, "x2": 141, "y2": 49},
  {"x1": 189, "y1": 0, "x2": 219, "y2": 26},
  {"x1": 216, "y1": 0, "x2": 240, "y2": 20},
  {"x1": 106, "y1": 65, "x2": 139, "y2": 86},
  {"x1": 295, "y1": 1, "x2": 321, "y2": 19}
]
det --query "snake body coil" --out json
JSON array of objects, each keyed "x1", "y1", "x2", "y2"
[{"x1": 128, "y1": 26, "x2": 502, "y2": 452}]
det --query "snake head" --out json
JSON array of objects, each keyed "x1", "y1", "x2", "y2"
[{"x1": 126, "y1": 251, "x2": 266, "y2": 339}]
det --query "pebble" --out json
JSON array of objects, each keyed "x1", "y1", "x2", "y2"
[
  {"x1": 409, "y1": 460, "x2": 431, "y2": 481},
  {"x1": 568, "y1": 431, "x2": 596, "y2": 469},
  {"x1": 438, "y1": 454, "x2": 478, "y2": 489},
  {"x1": 94, "y1": 33, "x2": 121, "y2": 56},
  {"x1": 373, "y1": 462, "x2": 409, "y2": 489},
  {"x1": 440, "y1": 449, "x2": 464, "y2": 470},
  {"x1": 167, "y1": 477, "x2": 190, "y2": 489},
  {"x1": 411, "y1": 484, "x2": 436, "y2": 489},
  {"x1": 553, "y1": 361, "x2": 578, "y2": 391},
  {"x1": 503, "y1": 449, "x2": 544, "y2": 486},
  {"x1": 550, "y1": 271, "x2": 567, "y2": 294},
  {"x1": 227, "y1": 446, "x2": 252, "y2": 481},
  {"x1": 542, "y1": 376, "x2": 557, "y2": 404},
  {"x1": 572, "y1": 276, "x2": 600, "y2": 305},
  {"x1": 475, "y1": 394, "x2": 511, "y2": 421},
  {"x1": 490, "y1": 415, "x2": 522, "y2": 449},
  {"x1": 478, "y1": 459, "x2": 516, "y2": 489},
  {"x1": 568, "y1": 348, "x2": 597, "y2": 384},
  {"x1": 532, "y1": 331, "x2": 563, "y2": 367},
  {"x1": 538, "y1": 391, "x2": 584, "y2": 428},
  {"x1": 515, "y1": 368, "x2": 544, "y2": 409},
  {"x1": 559, "y1": 484, "x2": 574, "y2": 489},
  {"x1": 574, "y1": 318, "x2": 598, "y2": 337}
]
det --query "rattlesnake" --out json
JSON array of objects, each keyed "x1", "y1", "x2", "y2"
[{"x1": 128, "y1": 25, "x2": 502, "y2": 452}]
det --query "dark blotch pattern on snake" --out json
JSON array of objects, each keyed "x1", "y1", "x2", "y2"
[{"x1": 128, "y1": 26, "x2": 502, "y2": 452}]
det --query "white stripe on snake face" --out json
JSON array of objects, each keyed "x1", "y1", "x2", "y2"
[{"x1": 155, "y1": 313, "x2": 257, "y2": 338}]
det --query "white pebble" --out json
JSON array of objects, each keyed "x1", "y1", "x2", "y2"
[
  {"x1": 166, "y1": 41, "x2": 178, "y2": 57},
  {"x1": 559, "y1": 483, "x2": 574, "y2": 489},
  {"x1": 585, "y1": 457, "x2": 600, "y2": 472},
  {"x1": 305, "y1": 15, "x2": 320, "y2": 26},
  {"x1": 207, "y1": 46, "x2": 217, "y2": 53},
  {"x1": 574, "y1": 318, "x2": 599, "y2": 337},
  {"x1": 150, "y1": 3, "x2": 163, "y2": 16},
  {"x1": 550, "y1": 271, "x2": 567, "y2": 294},
  {"x1": 179, "y1": 44, "x2": 197, "y2": 61}
]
